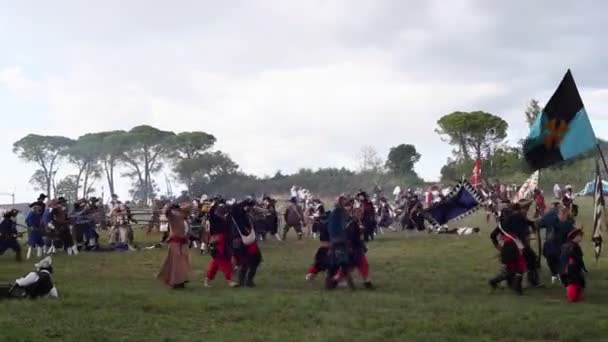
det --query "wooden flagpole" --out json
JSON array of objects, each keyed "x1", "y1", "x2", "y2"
[
  {"x1": 536, "y1": 168, "x2": 543, "y2": 268},
  {"x1": 593, "y1": 143, "x2": 608, "y2": 263}
]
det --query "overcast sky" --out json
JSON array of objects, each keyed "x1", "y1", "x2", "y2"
[{"x1": 2, "y1": 0, "x2": 608, "y2": 203}]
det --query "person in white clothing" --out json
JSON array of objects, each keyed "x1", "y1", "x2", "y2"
[
  {"x1": 290, "y1": 186, "x2": 299, "y2": 200},
  {"x1": 553, "y1": 184, "x2": 562, "y2": 199},
  {"x1": 431, "y1": 190, "x2": 442, "y2": 204},
  {"x1": 393, "y1": 186, "x2": 402, "y2": 203},
  {"x1": 1, "y1": 256, "x2": 58, "y2": 299},
  {"x1": 297, "y1": 188, "x2": 309, "y2": 203},
  {"x1": 564, "y1": 184, "x2": 574, "y2": 200}
]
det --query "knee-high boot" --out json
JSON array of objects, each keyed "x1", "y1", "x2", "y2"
[
  {"x1": 527, "y1": 269, "x2": 540, "y2": 287},
  {"x1": 507, "y1": 273, "x2": 523, "y2": 295},
  {"x1": 489, "y1": 269, "x2": 508, "y2": 289},
  {"x1": 246, "y1": 266, "x2": 258, "y2": 287},
  {"x1": 238, "y1": 266, "x2": 248, "y2": 287}
]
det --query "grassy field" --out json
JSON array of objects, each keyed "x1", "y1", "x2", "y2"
[{"x1": 2, "y1": 198, "x2": 608, "y2": 341}]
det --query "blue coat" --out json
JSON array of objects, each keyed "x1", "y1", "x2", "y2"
[
  {"x1": 41, "y1": 208, "x2": 52, "y2": 228},
  {"x1": 537, "y1": 209, "x2": 574, "y2": 257},
  {"x1": 26, "y1": 211, "x2": 43, "y2": 229},
  {"x1": 71, "y1": 209, "x2": 94, "y2": 226},
  {"x1": 328, "y1": 207, "x2": 348, "y2": 242}
]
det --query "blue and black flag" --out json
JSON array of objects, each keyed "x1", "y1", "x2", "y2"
[
  {"x1": 425, "y1": 181, "x2": 483, "y2": 228},
  {"x1": 523, "y1": 70, "x2": 597, "y2": 170}
]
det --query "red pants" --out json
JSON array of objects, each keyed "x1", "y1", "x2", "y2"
[
  {"x1": 335, "y1": 255, "x2": 370, "y2": 280},
  {"x1": 307, "y1": 265, "x2": 319, "y2": 275},
  {"x1": 567, "y1": 284, "x2": 584, "y2": 302},
  {"x1": 206, "y1": 234, "x2": 232, "y2": 281},
  {"x1": 503, "y1": 237, "x2": 525, "y2": 274},
  {"x1": 206, "y1": 258, "x2": 233, "y2": 281},
  {"x1": 357, "y1": 255, "x2": 370, "y2": 279},
  {"x1": 506, "y1": 256, "x2": 526, "y2": 274}
]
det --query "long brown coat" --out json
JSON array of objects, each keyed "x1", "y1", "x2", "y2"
[
  {"x1": 157, "y1": 208, "x2": 191, "y2": 287},
  {"x1": 284, "y1": 203, "x2": 304, "y2": 226}
]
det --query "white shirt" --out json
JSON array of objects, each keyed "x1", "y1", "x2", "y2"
[
  {"x1": 15, "y1": 270, "x2": 59, "y2": 298},
  {"x1": 553, "y1": 184, "x2": 562, "y2": 198},
  {"x1": 431, "y1": 191, "x2": 441, "y2": 203},
  {"x1": 457, "y1": 227, "x2": 476, "y2": 235},
  {"x1": 312, "y1": 203, "x2": 323, "y2": 218}
]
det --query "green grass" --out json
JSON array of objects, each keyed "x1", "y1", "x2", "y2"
[{"x1": 2, "y1": 198, "x2": 608, "y2": 341}]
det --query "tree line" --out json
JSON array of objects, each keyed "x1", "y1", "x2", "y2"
[
  {"x1": 16, "y1": 99, "x2": 593, "y2": 203},
  {"x1": 13, "y1": 126, "x2": 425, "y2": 203},
  {"x1": 13, "y1": 126, "x2": 231, "y2": 204}
]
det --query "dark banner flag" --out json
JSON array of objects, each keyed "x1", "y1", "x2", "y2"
[
  {"x1": 523, "y1": 70, "x2": 597, "y2": 170},
  {"x1": 425, "y1": 180, "x2": 483, "y2": 228}
]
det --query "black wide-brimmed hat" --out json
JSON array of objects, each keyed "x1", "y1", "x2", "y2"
[
  {"x1": 29, "y1": 201, "x2": 45, "y2": 208},
  {"x1": 3, "y1": 209, "x2": 19, "y2": 218},
  {"x1": 75, "y1": 198, "x2": 88, "y2": 206},
  {"x1": 356, "y1": 190, "x2": 368, "y2": 198},
  {"x1": 242, "y1": 198, "x2": 256, "y2": 207}
]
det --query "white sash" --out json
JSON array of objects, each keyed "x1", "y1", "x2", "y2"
[{"x1": 232, "y1": 217, "x2": 256, "y2": 245}]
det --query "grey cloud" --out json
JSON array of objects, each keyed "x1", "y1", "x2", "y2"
[{"x1": 2, "y1": 0, "x2": 608, "y2": 202}]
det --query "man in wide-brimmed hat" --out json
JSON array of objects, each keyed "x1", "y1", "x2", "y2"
[
  {"x1": 561, "y1": 195, "x2": 578, "y2": 218},
  {"x1": 109, "y1": 202, "x2": 136, "y2": 251},
  {"x1": 37, "y1": 193, "x2": 47, "y2": 203},
  {"x1": 26, "y1": 201, "x2": 46, "y2": 259},
  {"x1": 305, "y1": 198, "x2": 330, "y2": 281},
  {"x1": 508, "y1": 200, "x2": 542, "y2": 288},
  {"x1": 537, "y1": 205, "x2": 575, "y2": 284},
  {"x1": 560, "y1": 228, "x2": 586, "y2": 302},
  {"x1": 231, "y1": 198, "x2": 263, "y2": 287},
  {"x1": 72, "y1": 198, "x2": 98, "y2": 250},
  {"x1": 204, "y1": 197, "x2": 239, "y2": 288},
  {"x1": 50, "y1": 198, "x2": 78, "y2": 256},
  {"x1": 283, "y1": 197, "x2": 304, "y2": 240},
  {"x1": 356, "y1": 191, "x2": 377, "y2": 242},
  {"x1": 261, "y1": 195, "x2": 280, "y2": 241},
  {"x1": 109, "y1": 194, "x2": 120, "y2": 210},
  {"x1": 0, "y1": 209, "x2": 22, "y2": 261}
]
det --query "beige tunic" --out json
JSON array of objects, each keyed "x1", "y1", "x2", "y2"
[{"x1": 157, "y1": 209, "x2": 191, "y2": 287}]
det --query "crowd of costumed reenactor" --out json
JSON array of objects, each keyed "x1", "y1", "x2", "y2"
[{"x1": 0, "y1": 181, "x2": 586, "y2": 303}]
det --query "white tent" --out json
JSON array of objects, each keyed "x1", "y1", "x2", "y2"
[{"x1": 578, "y1": 180, "x2": 608, "y2": 196}]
